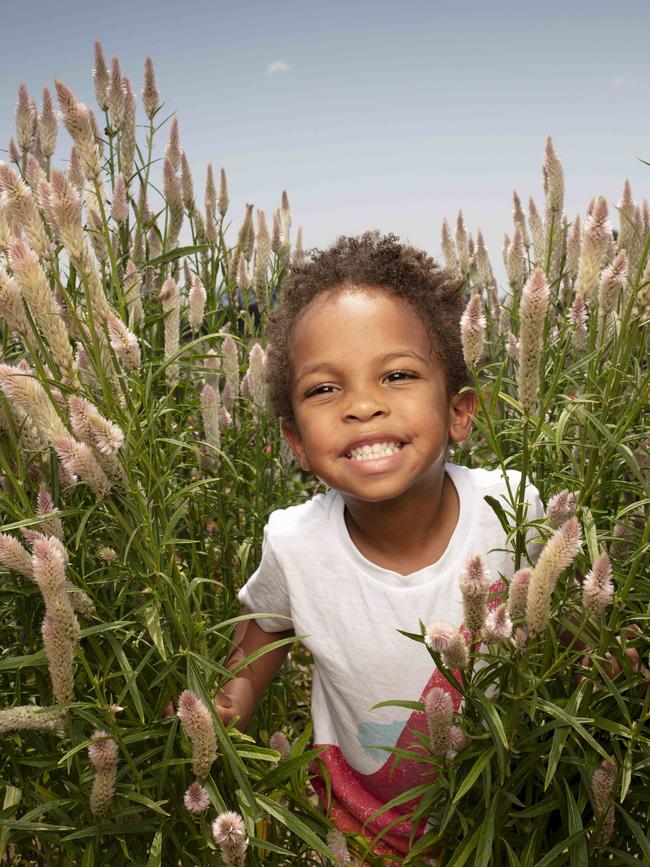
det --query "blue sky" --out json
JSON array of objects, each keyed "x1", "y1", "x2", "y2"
[{"x1": 1, "y1": 0, "x2": 649, "y2": 284}]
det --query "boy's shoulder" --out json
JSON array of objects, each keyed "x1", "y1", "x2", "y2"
[
  {"x1": 265, "y1": 489, "x2": 337, "y2": 537},
  {"x1": 448, "y1": 463, "x2": 544, "y2": 520},
  {"x1": 449, "y1": 463, "x2": 529, "y2": 493}
]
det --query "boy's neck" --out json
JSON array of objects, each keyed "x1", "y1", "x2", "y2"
[{"x1": 341, "y1": 470, "x2": 459, "y2": 576}]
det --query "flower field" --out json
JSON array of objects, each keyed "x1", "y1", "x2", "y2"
[{"x1": 0, "y1": 44, "x2": 648, "y2": 866}]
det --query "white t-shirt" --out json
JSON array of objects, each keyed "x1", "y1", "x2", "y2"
[{"x1": 238, "y1": 464, "x2": 543, "y2": 780}]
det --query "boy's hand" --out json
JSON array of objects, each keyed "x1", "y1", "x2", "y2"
[
  {"x1": 214, "y1": 691, "x2": 240, "y2": 727},
  {"x1": 578, "y1": 625, "x2": 643, "y2": 683}
]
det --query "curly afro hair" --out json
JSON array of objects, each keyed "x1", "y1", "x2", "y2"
[{"x1": 265, "y1": 231, "x2": 469, "y2": 422}]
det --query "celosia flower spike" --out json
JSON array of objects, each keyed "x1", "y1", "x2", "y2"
[
  {"x1": 598, "y1": 250, "x2": 627, "y2": 320},
  {"x1": 177, "y1": 690, "x2": 218, "y2": 779},
  {"x1": 212, "y1": 811, "x2": 248, "y2": 867},
  {"x1": 142, "y1": 56, "x2": 160, "y2": 119},
  {"x1": 188, "y1": 275, "x2": 206, "y2": 330},
  {"x1": 460, "y1": 293, "x2": 485, "y2": 367},
  {"x1": 0, "y1": 533, "x2": 34, "y2": 578},
  {"x1": 111, "y1": 173, "x2": 129, "y2": 223},
  {"x1": 107, "y1": 312, "x2": 141, "y2": 371},
  {"x1": 582, "y1": 552, "x2": 614, "y2": 616},
  {"x1": 39, "y1": 86, "x2": 57, "y2": 161},
  {"x1": 507, "y1": 224, "x2": 525, "y2": 292},
  {"x1": 93, "y1": 41, "x2": 110, "y2": 110},
  {"x1": 543, "y1": 136, "x2": 564, "y2": 230},
  {"x1": 184, "y1": 782, "x2": 210, "y2": 814},
  {"x1": 575, "y1": 197, "x2": 611, "y2": 301},
  {"x1": 204, "y1": 163, "x2": 216, "y2": 215},
  {"x1": 0, "y1": 363, "x2": 68, "y2": 442},
  {"x1": 545, "y1": 490, "x2": 577, "y2": 529},
  {"x1": 293, "y1": 226, "x2": 305, "y2": 267},
  {"x1": 120, "y1": 76, "x2": 136, "y2": 180},
  {"x1": 591, "y1": 759, "x2": 617, "y2": 846},
  {"x1": 108, "y1": 56, "x2": 125, "y2": 130},
  {"x1": 32, "y1": 535, "x2": 80, "y2": 643},
  {"x1": 37, "y1": 483, "x2": 64, "y2": 540},
  {"x1": 200, "y1": 383, "x2": 221, "y2": 452},
  {"x1": 528, "y1": 197, "x2": 545, "y2": 266},
  {"x1": 245, "y1": 343, "x2": 268, "y2": 410},
  {"x1": 42, "y1": 613, "x2": 75, "y2": 703},
  {"x1": 269, "y1": 731, "x2": 291, "y2": 763},
  {"x1": 16, "y1": 83, "x2": 36, "y2": 155},
  {"x1": 507, "y1": 568, "x2": 532, "y2": 618},
  {"x1": 0, "y1": 706, "x2": 66, "y2": 734},
  {"x1": 160, "y1": 277, "x2": 180, "y2": 385},
  {"x1": 459, "y1": 554, "x2": 491, "y2": 633},
  {"x1": 424, "y1": 687, "x2": 453, "y2": 756},
  {"x1": 218, "y1": 167, "x2": 229, "y2": 217},
  {"x1": 0, "y1": 162, "x2": 51, "y2": 258},
  {"x1": 483, "y1": 604, "x2": 513, "y2": 643},
  {"x1": 517, "y1": 268, "x2": 549, "y2": 415},
  {"x1": 54, "y1": 436, "x2": 112, "y2": 499},
  {"x1": 0, "y1": 266, "x2": 31, "y2": 336},
  {"x1": 455, "y1": 210, "x2": 470, "y2": 274},
  {"x1": 88, "y1": 730, "x2": 118, "y2": 817},
  {"x1": 424, "y1": 620, "x2": 455, "y2": 652},
  {"x1": 442, "y1": 631, "x2": 470, "y2": 670},
  {"x1": 526, "y1": 517, "x2": 582, "y2": 636},
  {"x1": 181, "y1": 152, "x2": 194, "y2": 212},
  {"x1": 441, "y1": 218, "x2": 458, "y2": 274},
  {"x1": 512, "y1": 190, "x2": 529, "y2": 248},
  {"x1": 569, "y1": 295, "x2": 588, "y2": 351},
  {"x1": 326, "y1": 829, "x2": 352, "y2": 865},
  {"x1": 222, "y1": 335, "x2": 240, "y2": 400}
]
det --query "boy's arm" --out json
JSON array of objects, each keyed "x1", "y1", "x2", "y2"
[{"x1": 215, "y1": 608, "x2": 295, "y2": 731}]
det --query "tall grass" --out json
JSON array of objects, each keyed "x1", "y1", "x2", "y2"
[{"x1": 0, "y1": 47, "x2": 647, "y2": 867}]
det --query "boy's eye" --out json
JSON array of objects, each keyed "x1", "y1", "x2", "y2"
[
  {"x1": 384, "y1": 370, "x2": 418, "y2": 383},
  {"x1": 304, "y1": 384, "x2": 338, "y2": 398}
]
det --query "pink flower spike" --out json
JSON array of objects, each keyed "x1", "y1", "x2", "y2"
[
  {"x1": 582, "y1": 552, "x2": 614, "y2": 616},
  {"x1": 424, "y1": 620, "x2": 455, "y2": 652},
  {"x1": 483, "y1": 604, "x2": 513, "y2": 643},
  {"x1": 184, "y1": 782, "x2": 210, "y2": 814}
]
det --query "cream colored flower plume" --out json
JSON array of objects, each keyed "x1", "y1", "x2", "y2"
[
  {"x1": 526, "y1": 517, "x2": 582, "y2": 636},
  {"x1": 517, "y1": 268, "x2": 549, "y2": 415},
  {"x1": 460, "y1": 293, "x2": 485, "y2": 367}
]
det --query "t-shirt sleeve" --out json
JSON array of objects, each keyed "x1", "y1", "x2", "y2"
[{"x1": 237, "y1": 523, "x2": 293, "y2": 633}]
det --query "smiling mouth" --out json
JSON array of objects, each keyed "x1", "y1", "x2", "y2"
[{"x1": 345, "y1": 441, "x2": 404, "y2": 461}]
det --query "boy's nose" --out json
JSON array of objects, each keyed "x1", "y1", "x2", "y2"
[{"x1": 342, "y1": 390, "x2": 389, "y2": 422}]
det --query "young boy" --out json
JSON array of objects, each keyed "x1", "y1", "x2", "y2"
[{"x1": 216, "y1": 232, "x2": 542, "y2": 859}]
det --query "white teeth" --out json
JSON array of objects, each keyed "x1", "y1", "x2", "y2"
[{"x1": 347, "y1": 441, "x2": 402, "y2": 461}]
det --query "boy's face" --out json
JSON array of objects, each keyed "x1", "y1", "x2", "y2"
[{"x1": 282, "y1": 286, "x2": 475, "y2": 506}]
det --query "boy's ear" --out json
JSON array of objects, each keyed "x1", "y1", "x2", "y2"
[
  {"x1": 448, "y1": 389, "x2": 477, "y2": 444},
  {"x1": 281, "y1": 420, "x2": 311, "y2": 471}
]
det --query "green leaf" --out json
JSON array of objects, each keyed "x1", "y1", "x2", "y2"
[
  {"x1": 146, "y1": 831, "x2": 163, "y2": 867},
  {"x1": 147, "y1": 244, "x2": 209, "y2": 267},
  {"x1": 618, "y1": 807, "x2": 650, "y2": 862},
  {"x1": 484, "y1": 495, "x2": 512, "y2": 535},
  {"x1": 544, "y1": 724, "x2": 570, "y2": 791},
  {"x1": 473, "y1": 691, "x2": 508, "y2": 780},
  {"x1": 256, "y1": 794, "x2": 335, "y2": 859},
  {"x1": 532, "y1": 832, "x2": 584, "y2": 867},
  {"x1": 446, "y1": 824, "x2": 481, "y2": 867},
  {"x1": 143, "y1": 603, "x2": 167, "y2": 661},
  {"x1": 453, "y1": 748, "x2": 495, "y2": 803},
  {"x1": 474, "y1": 795, "x2": 497, "y2": 867},
  {"x1": 563, "y1": 780, "x2": 589, "y2": 867},
  {"x1": 580, "y1": 506, "x2": 599, "y2": 564}
]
